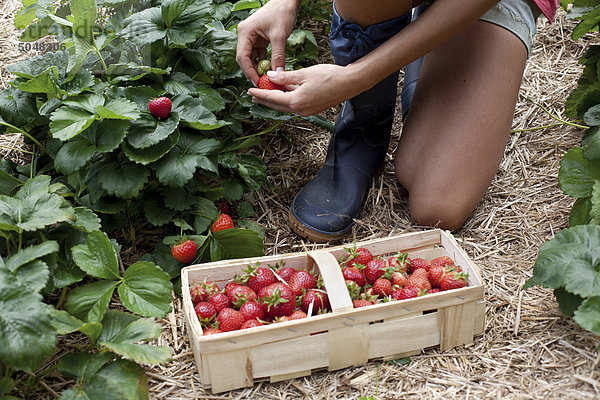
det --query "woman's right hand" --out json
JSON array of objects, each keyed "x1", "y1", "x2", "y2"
[{"x1": 235, "y1": 0, "x2": 302, "y2": 86}]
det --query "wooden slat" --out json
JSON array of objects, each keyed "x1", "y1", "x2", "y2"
[
  {"x1": 328, "y1": 325, "x2": 369, "y2": 370},
  {"x1": 193, "y1": 285, "x2": 483, "y2": 354},
  {"x1": 368, "y1": 313, "x2": 440, "y2": 359},
  {"x1": 249, "y1": 333, "x2": 329, "y2": 378},
  {"x1": 474, "y1": 300, "x2": 486, "y2": 335},
  {"x1": 270, "y1": 370, "x2": 312, "y2": 383},
  {"x1": 308, "y1": 251, "x2": 353, "y2": 312},
  {"x1": 438, "y1": 302, "x2": 476, "y2": 351},
  {"x1": 206, "y1": 348, "x2": 253, "y2": 394}
]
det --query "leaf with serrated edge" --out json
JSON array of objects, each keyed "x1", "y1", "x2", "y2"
[
  {"x1": 118, "y1": 261, "x2": 172, "y2": 317},
  {"x1": 72, "y1": 231, "x2": 120, "y2": 279},
  {"x1": 64, "y1": 280, "x2": 118, "y2": 323}
]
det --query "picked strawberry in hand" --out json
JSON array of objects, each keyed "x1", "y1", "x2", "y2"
[{"x1": 258, "y1": 74, "x2": 285, "y2": 91}]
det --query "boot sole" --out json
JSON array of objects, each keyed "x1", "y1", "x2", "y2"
[{"x1": 288, "y1": 210, "x2": 350, "y2": 244}]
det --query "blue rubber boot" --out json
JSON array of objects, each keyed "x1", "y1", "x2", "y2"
[{"x1": 289, "y1": 6, "x2": 412, "y2": 242}]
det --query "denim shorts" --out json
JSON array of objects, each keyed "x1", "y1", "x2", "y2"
[
  {"x1": 421, "y1": 0, "x2": 540, "y2": 56},
  {"x1": 480, "y1": 0, "x2": 541, "y2": 57}
]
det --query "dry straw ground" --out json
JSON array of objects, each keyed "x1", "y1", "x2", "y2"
[{"x1": 1, "y1": 1, "x2": 599, "y2": 399}]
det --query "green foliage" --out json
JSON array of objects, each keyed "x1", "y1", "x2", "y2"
[
  {"x1": 526, "y1": 1, "x2": 600, "y2": 342},
  {"x1": 0, "y1": 0, "x2": 336, "y2": 396}
]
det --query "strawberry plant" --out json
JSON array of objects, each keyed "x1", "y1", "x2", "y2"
[
  {"x1": 524, "y1": 0, "x2": 600, "y2": 342},
  {"x1": 0, "y1": 175, "x2": 172, "y2": 399},
  {"x1": 1, "y1": 0, "x2": 333, "y2": 268}
]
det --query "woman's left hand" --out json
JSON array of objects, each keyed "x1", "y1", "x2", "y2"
[{"x1": 247, "y1": 63, "x2": 365, "y2": 117}]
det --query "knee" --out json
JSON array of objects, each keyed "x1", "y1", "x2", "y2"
[{"x1": 407, "y1": 192, "x2": 474, "y2": 232}]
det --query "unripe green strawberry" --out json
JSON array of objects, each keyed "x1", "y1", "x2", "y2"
[
  {"x1": 171, "y1": 239, "x2": 197, "y2": 264},
  {"x1": 257, "y1": 59, "x2": 271, "y2": 76},
  {"x1": 148, "y1": 97, "x2": 172, "y2": 119}
]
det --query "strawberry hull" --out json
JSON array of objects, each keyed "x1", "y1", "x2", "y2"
[{"x1": 181, "y1": 229, "x2": 485, "y2": 394}]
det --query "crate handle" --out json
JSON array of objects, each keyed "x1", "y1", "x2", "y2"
[{"x1": 307, "y1": 251, "x2": 353, "y2": 312}]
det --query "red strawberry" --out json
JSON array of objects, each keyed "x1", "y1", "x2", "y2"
[
  {"x1": 345, "y1": 245, "x2": 373, "y2": 268},
  {"x1": 224, "y1": 281, "x2": 241, "y2": 296},
  {"x1": 171, "y1": 239, "x2": 197, "y2": 264},
  {"x1": 408, "y1": 257, "x2": 432, "y2": 274},
  {"x1": 203, "y1": 327, "x2": 223, "y2": 336},
  {"x1": 239, "y1": 301, "x2": 265, "y2": 321},
  {"x1": 342, "y1": 266, "x2": 366, "y2": 288},
  {"x1": 388, "y1": 251, "x2": 409, "y2": 273},
  {"x1": 258, "y1": 283, "x2": 296, "y2": 318},
  {"x1": 300, "y1": 289, "x2": 329, "y2": 315},
  {"x1": 194, "y1": 301, "x2": 217, "y2": 325},
  {"x1": 431, "y1": 256, "x2": 455, "y2": 268},
  {"x1": 258, "y1": 74, "x2": 285, "y2": 91},
  {"x1": 363, "y1": 258, "x2": 387, "y2": 285},
  {"x1": 243, "y1": 264, "x2": 277, "y2": 293},
  {"x1": 211, "y1": 213, "x2": 234, "y2": 233},
  {"x1": 288, "y1": 310, "x2": 307, "y2": 320},
  {"x1": 190, "y1": 280, "x2": 220, "y2": 305},
  {"x1": 428, "y1": 288, "x2": 442, "y2": 294},
  {"x1": 390, "y1": 271, "x2": 408, "y2": 288},
  {"x1": 393, "y1": 285, "x2": 420, "y2": 300},
  {"x1": 148, "y1": 97, "x2": 172, "y2": 119},
  {"x1": 208, "y1": 293, "x2": 229, "y2": 312},
  {"x1": 216, "y1": 308, "x2": 244, "y2": 332},
  {"x1": 428, "y1": 265, "x2": 447, "y2": 288},
  {"x1": 288, "y1": 270, "x2": 317, "y2": 297},
  {"x1": 352, "y1": 299, "x2": 374, "y2": 308},
  {"x1": 406, "y1": 268, "x2": 432, "y2": 292},
  {"x1": 240, "y1": 319, "x2": 264, "y2": 329},
  {"x1": 228, "y1": 285, "x2": 257, "y2": 308},
  {"x1": 372, "y1": 278, "x2": 393, "y2": 297},
  {"x1": 273, "y1": 266, "x2": 296, "y2": 283},
  {"x1": 440, "y1": 271, "x2": 469, "y2": 291}
]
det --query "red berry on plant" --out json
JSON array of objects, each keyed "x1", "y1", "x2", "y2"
[
  {"x1": 211, "y1": 213, "x2": 234, "y2": 233},
  {"x1": 148, "y1": 97, "x2": 172, "y2": 119},
  {"x1": 171, "y1": 239, "x2": 197, "y2": 264}
]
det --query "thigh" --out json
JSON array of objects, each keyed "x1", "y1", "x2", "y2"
[{"x1": 394, "y1": 19, "x2": 528, "y2": 229}]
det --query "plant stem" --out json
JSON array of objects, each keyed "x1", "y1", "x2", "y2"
[
  {"x1": 0, "y1": 121, "x2": 44, "y2": 149},
  {"x1": 526, "y1": 97, "x2": 589, "y2": 130},
  {"x1": 0, "y1": 145, "x2": 34, "y2": 155},
  {"x1": 234, "y1": 120, "x2": 283, "y2": 142}
]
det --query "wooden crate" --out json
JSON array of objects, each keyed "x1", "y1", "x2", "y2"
[{"x1": 181, "y1": 229, "x2": 486, "y2": 394}]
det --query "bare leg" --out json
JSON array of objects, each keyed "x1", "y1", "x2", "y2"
[{"x1": 394, "y1": 20, "x2": 528, "y2": 231}]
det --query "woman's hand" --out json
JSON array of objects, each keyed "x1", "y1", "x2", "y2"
[
  {"x1": 247, "y1": 63, "x2": 367, "y2": 117},
  {"x1": 235, "y1": 0, "x2": 302, "y2": 86}
]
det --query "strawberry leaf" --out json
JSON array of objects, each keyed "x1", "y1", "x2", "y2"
[
  {"x1": 123, "y1": 129, "x2": 180, "y2": 165},
  {"x1": 117, "y1": 261, "x2": 172, "y2": 317},
  {"x1": 97, "y1": 310, "x2": 172, "y2": 364},
  {"x1": 64, "y1": 280, "x2": 119, "y2": 323},
  {"x1": 121, "y1": 7, "x2": 166, "y2": 47},
  {"x1": 0, "y1": 176, "x2": 75, "y2": 232},
  {"x1": 126, "y1": 112, "x2": 180, "y2": 149},
  {"x1": 0, "y1": 260, "x2": 56, "y2": 372},
  {"x1": 192, "y1": 197, "x2": 219, "y2": 233},
  {"x1": 59, "y1": 357, "x2": 149, "y2": 400},
  {"x1": 573, "y1": 296, "x2": 600, "y2": 335},
  {"x1": 559, "y1": 147, "x2": 600, "y2": 198},
  {"x1": 97, "y1": 161, "x2": 150, "y2": 199},
  {"x1": 50, "y1": 309, "x2": 103, "y2": 342},
  {"x1": 143, "y1": 195, "x2": 176, "y2": 226},
  {"x1": 525, "y1": 225, "x2": 600, "y2": 299},
  {"x1": 49, "y1": 106, "x2": 96, "y2": 140},
  {"x1": 208, "y1": 228, "x2": 264, "y2": 261},
  {"x1": 72, "y1": 231, "x2": 120, "y2": 280},
  {"x1": 162, "y1": 0, "x2": 211, "y2": 45}
]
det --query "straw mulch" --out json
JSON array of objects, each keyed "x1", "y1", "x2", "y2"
[{"x1": 1, "y1": 1, "x2": 599, "y2": 399}]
